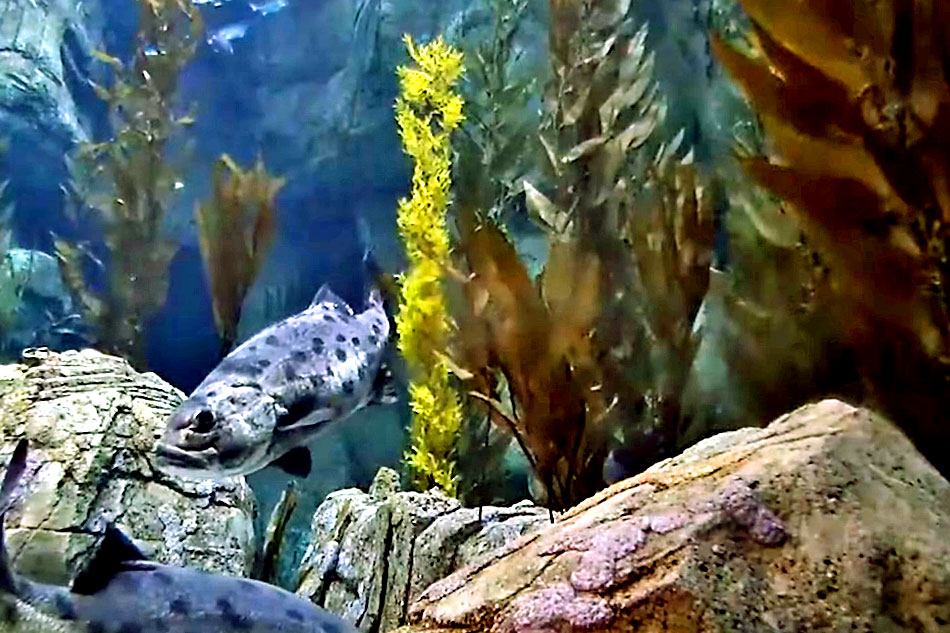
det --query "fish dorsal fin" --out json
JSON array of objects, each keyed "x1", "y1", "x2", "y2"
[
  {"x1": 1, "y1": 440, "x2": 28, "y2": 515},
  {"x1": 310, "y1": 284, "x2": 353, "y2": 315},
  {"x1": 71, "y1": 524, "x2": 150, "y2": 595},
  {"x1": 0, "y1": 439, "x2": 29, "y2": 594}
]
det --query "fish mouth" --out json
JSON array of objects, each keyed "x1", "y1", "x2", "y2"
[{"x1": 154, "y1": 444, "x2": 217, "y2": 473}]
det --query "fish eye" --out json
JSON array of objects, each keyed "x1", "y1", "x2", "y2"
[{"x1": 193, "y1": 409, "x2": 216, "y2": 433}]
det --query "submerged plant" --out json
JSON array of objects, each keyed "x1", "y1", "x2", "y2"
[
  {"x1": 449, "y1": 209, "x2": 604, "y2": 510},
  {"x1": 196, "y1": 154, "x2": 283, "y2": 355},
  {"x1": 58, "y1": 0, "x2": 202, "y2": 368},
  {"x1": 712, "y1": 0, "x2": 950, "y2": 471},
  {"x1": 454, "y1": 0, "x2": 537, "y2": 224},
  {"x1": 394, "y1": 35, "x2": 466, "y2": 496},
  {"x1": 443, "y1": 0, "x2": 718, "y2": 509}
]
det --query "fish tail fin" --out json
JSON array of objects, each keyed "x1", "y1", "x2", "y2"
[{"x1": 0, "y1": 439, "x2": 28, "y2": 594}]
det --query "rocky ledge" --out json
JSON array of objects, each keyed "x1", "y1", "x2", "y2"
[
  {"x1": 395, "y1": 399, "x2": 950, "y2": 633},
  {"x1": 0, "y1": 349, "x2": 255, "y2": 585}
]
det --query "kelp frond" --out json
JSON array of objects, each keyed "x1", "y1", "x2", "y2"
[
  {"x1": 394, "y1": 35, "x2": 466, "y2": 497},
  {"x1": 450, "y1": 211, "x2": 603, "y2": 510},
  {"x1": 196, "y1": 154, "x2": 282, "y2": 354},
  {"x1": 59, "y1": 0, "x2": 202, "y2": 368},
  {"x1": 713, "y1": 0, "x2": 950, "y2": 359},
  {"x1": 713, "y1": 0, "x2": 950, "y2": 472}
]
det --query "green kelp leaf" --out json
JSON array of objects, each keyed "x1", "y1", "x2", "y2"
[
  {"x1": 539, "y1": 133, "x2": 561, "y2": 177},
  {"x1": 588, "y1": 0, "x2": 632, "y2": 31},
  {"x1": 657, "y1": 128, "x2": 686, "y2": 170},
  {"x1": 563, "y1": 136, "x2": 607, "y2": 163},
  {"x1": 562, "y1": 83, "x2": 592, "y2": 127},
  {"x1": 90, "y1": 81, "x2": 113, "y2": 103},
  {"x1": 92, "y1": 49, "x2": 123, "y2": 69},
  {"x1": 524, "y1": 180, "x2": 571, "y2": 235},
  {"x1": 616, "y1": 104, "x2": 659, "y2": 153},
  {"x1": 618, "y1": 25, "x2": 649, "y2": 83},
  {"x1": 600, "y1": 54, "x2": 655, "y2": 131}
]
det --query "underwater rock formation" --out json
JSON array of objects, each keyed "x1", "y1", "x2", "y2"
[
  {"x1": 397, "y1": 399, "x2": 950, "y2": 633},
  {"x1": 295, "y1": 467, "x2": 548, "y2": 632},
  {"x1": 0, "y1": 348, "x2": 255, "y2": 586},
  {"x1": 0, "y1": 0, "x2": 94, "y2": 147},
  {"x1": 0, "y1": 248, "x2": 90, "y2": 358}
]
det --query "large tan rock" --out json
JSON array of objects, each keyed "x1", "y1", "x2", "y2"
[
  {"x1": 398, "y1": 399, "x2": 950, "y2": 633},
  {"x1": 0, "y1": 349, "x2": 255, "y2": 585}
]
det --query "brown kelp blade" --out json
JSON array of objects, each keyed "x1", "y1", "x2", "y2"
[{"x1": 196, "y1": 155, "x2": 283, "y2": 352}]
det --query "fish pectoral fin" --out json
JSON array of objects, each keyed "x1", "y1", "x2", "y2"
[
  {"x1": 368, "y1": 362, "x2": 400, "y2": 406},
  {"x1": 1, "y1": 439, "x2": 28, "y2": 514},
  {"x1": 276, "y1": 403, "x2": 334, "y2": 432},
  {"x1": 71, "y1": 523, "x2": 150, "y2": 595},
  {"x1": 270, "y1": 446, "x2": 312, "y2": 478}
]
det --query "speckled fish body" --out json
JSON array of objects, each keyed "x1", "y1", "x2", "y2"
[
  {"x1": 57, "y1": 559, "x2": 353, "y2": 633},
  {"x1": 0, "y1": 440, "x2": 356, "y2": 633},
  {"x1": 156, "y1": 285, "x2": 393, "y2": 479}
]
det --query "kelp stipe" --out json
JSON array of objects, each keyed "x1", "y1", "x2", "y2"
[{"x1": 57, "y1": 0, "x2": 203, "y2": 369}]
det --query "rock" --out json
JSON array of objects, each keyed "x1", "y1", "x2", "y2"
[
  {"x1": 0, "y1": 0, "x2": 94, "y2": 147},
  {"x1": 0, "y1": 349, "x2": 255, "y2": 586},
  {"x1": 0, "y1": 248, "x2": 92, "y2": 359},
  {"x1": 296, "y1": 467, "x2": 549, "y2": 632},
  {"x1": 398, "y1": 399, "x2": 950, "y2": 633}
]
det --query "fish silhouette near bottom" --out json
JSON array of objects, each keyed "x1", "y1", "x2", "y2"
[{"x1": 0, "y1": 439, "x2": 357, "y2": 633}]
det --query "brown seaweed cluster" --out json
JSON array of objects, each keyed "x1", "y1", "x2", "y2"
[
  {"x1": 196, "y1": 155, "x2": 283, "y2": 356},
  {"x1": 713, "y1": 0, "x2": 950, "y2": 471},
  {"x1": 447, "y1": 0, "x2": 716, "y2": 509},
  {"x1": 57, "y1": 0, "x2": 203, "y2": 368}
]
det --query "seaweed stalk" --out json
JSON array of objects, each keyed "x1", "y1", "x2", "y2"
[
  {"x1": 58, "y1": 0, "x2": 202, "y2": 368},
  {"x1": 394, "y1": 35, "x2": 466, "y2": 496}
]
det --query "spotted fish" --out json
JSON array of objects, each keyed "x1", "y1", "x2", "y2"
[
  {"x1": 156, "y1": 284, "x2": 396, "y2": 480},
  {"x1": 0, "y1": 439, "x2": 358, "y2": 633}
]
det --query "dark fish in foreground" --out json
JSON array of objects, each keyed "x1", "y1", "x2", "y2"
[
  {"x1": 0, "y1": 439, "x2": 357, "y2": 633},
  {"x1": 156, "y1": 284, "x2": 396, "y2": 479}
]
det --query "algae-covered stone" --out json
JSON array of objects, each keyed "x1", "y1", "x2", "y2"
[
  {"x1": 0, "y1": 349, "x2": 255, "y2": 585},
  {"x1": 296, "y1": 467, "x2": 548, "y2": 631}
]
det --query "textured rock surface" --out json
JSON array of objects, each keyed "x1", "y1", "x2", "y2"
[
  {"x1": 0, "y1": 348, "x2": 255, "y2": 585},
  {"x1": 397, "y1": 399, "x2": 950, "y2": 633},
  {"x1": 0, "y1": 249, "x2": 90, "y2": 359},
  {"x1": 295, "y1": 467, "x2": 548, "y2": 632},
  {"x1": 0, "y1": 0, "x2": 94, "y2": 146}
]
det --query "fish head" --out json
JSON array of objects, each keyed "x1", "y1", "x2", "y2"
[{"x1": 155, "y1": 385, "x2": 279, "y2": 479}]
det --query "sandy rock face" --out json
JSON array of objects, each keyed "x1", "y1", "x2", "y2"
[
  {"x1": 0, "y1": 349, "x2": 255, "y2": 585},
  {"x1": 397, "y1": 399, "x2": 950, "y2": 633}
]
